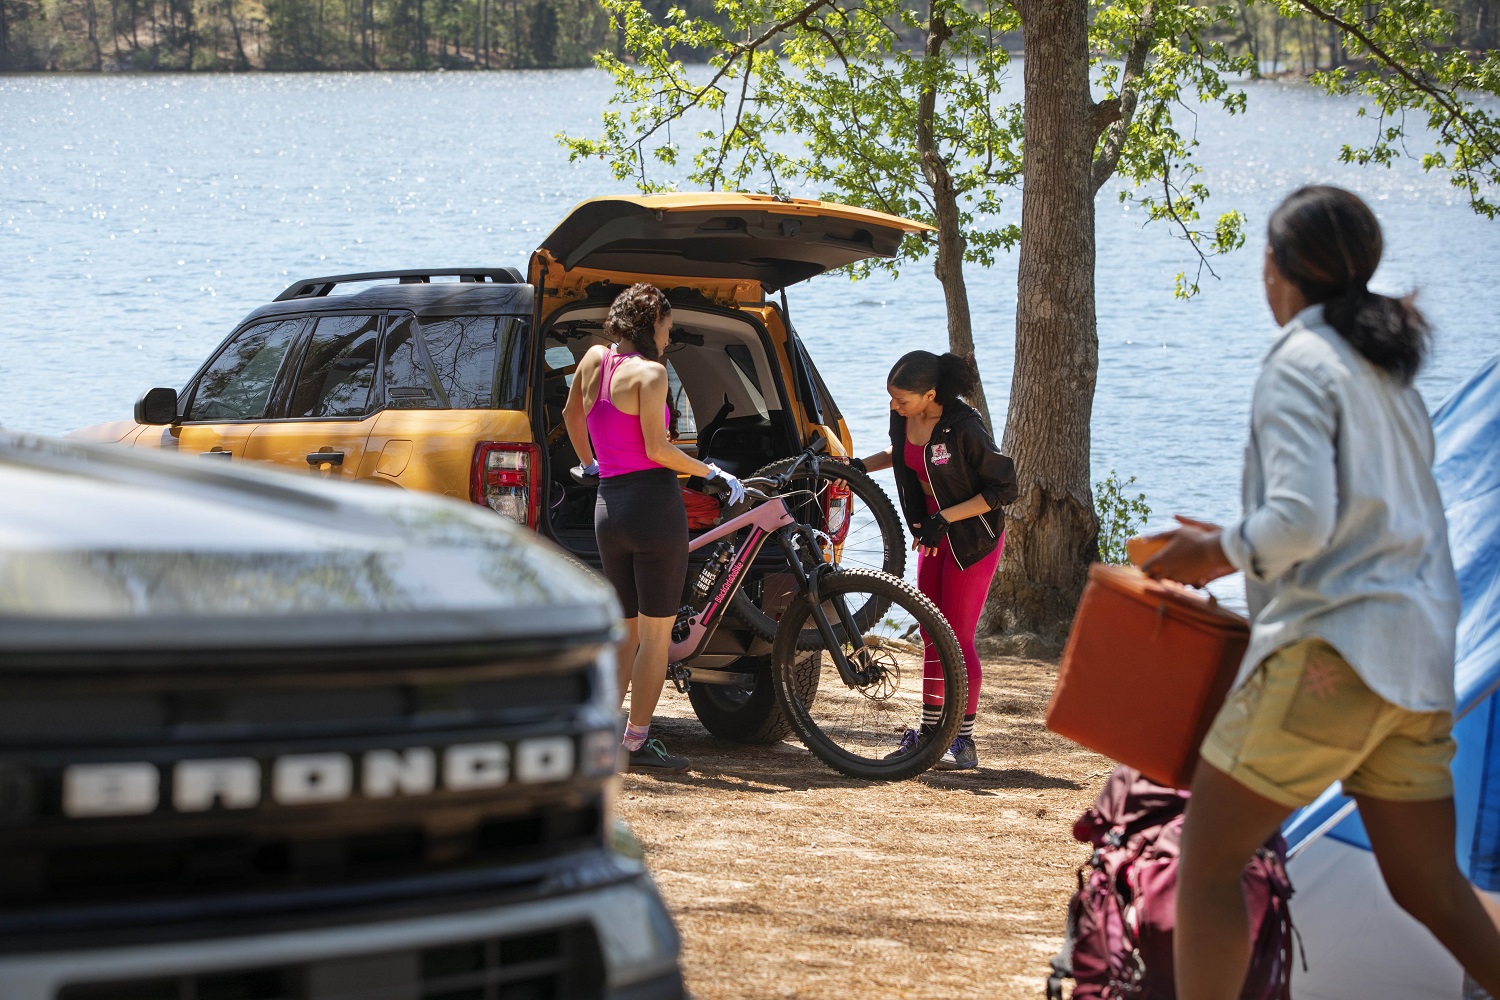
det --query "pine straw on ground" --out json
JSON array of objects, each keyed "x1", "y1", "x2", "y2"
[{"x1": 615, "y1": 653, "x2": 1113, "y2": 1000}]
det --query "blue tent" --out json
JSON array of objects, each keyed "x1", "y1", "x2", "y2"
[{"x1": 1283, "y1": 353, "x2": 1500, "y2": 998}]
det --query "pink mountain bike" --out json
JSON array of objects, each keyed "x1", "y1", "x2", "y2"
[{"x1": 668, "y1": 455, "x2": 966, "y2": 781}]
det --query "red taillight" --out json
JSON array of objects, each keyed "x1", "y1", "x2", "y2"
[
  {"x1": 825, "y1": 476, "x2": 852, "y2": 544},
  {"x1": 471, "y1": 442, "x2": 541, "y2": 528}
]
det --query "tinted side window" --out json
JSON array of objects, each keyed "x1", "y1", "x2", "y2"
[
  {"x1": 187, "y1": 319, "x2": 301, "y2": 421},
  {"x1": 413, "y1": 316, "x2": 527, "y2": 410},
  {"x1": 806, "y1": 354, "x2": 844, "y2": 424},
  {"x1": 289, "y1": 315, "x2": 382, "y2": 418},
  {"x1": 664, "y1": 361, "x2": 697, "y2": 439},
  {"x1": 381, "y1": 317, "x2": 444, "y2": 409}
]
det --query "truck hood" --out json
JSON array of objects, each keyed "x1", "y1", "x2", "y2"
[
  {"x1": 533, "y1": 193, "x2": 932, "y2": 291},
  {"x1": 0, "y1": 433, "x2": 618, "y2": 653}
]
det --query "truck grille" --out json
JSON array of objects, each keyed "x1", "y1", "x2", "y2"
[
  {"x1": 0, "y1": 643, "x2": 614, "y2": 930},
  {"x1": 57, "y1": 923, "x2": 607, "y2": 1000}
]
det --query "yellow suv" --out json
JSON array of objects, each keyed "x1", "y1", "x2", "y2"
[{"x1": 73, "y1": 194, "x2": 930, "y2": 737}]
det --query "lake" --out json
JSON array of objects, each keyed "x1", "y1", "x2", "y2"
[{"x1": 3, "y1": 68, "x2": 1496, "y2": 554}]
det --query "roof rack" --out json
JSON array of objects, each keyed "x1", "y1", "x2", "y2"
[{"x1": 274, "y1": 268, "x2": 525, "y2": 302}]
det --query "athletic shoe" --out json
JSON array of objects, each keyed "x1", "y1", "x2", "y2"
[
  {"x1": 933, "y1": 735, "x2": 978, "y2": 770},
  {"x1": 883, "y1": 727, "x2": 921, "y2": 759},
  {"x1": 627, "y1": 738, "x2": 689, "y2": 772}
]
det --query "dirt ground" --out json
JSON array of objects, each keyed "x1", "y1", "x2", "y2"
[{"x1": 615, "y1": 652, "x2": 1113, "y2": 1000}]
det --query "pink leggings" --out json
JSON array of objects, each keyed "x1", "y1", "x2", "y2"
[{"x1": 917, "y1": 510, "x2": 1002, "y2": 716}]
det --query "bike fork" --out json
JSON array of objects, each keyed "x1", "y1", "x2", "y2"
[{"x1": 778, "y1": 528, "x2": 871, "y2": 689}]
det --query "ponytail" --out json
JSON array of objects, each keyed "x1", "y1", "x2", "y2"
[
  {"x1": 888, "y1": 350, "x2": 981, "y2": 406},
  {"x1": 1267, "y1": 185, "x2": 1429, "y2": 385},
  {"x1": 1321, "y1": 288, "x2": 1429, "y2": 386}
]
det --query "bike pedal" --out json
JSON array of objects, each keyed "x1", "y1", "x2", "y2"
[{"x1": 667, "y1": 662, "x2": 692, "y2": 694}]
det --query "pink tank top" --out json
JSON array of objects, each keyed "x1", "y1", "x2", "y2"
[
  {"x1": 904, "y1": 439, "x2": 929, "y2": 483},
  {"x1": 586, "y1": 348, "x2": 671, "y2": 477}
]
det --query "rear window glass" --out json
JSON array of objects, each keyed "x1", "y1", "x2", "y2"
[
  {"x1": 384, "y1": 316, "x2": 527, "y2": 410},
  {"x1": 186, "y1": 319, "x2": 301, "y2": 421}
]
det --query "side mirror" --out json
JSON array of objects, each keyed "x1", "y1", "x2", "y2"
[{"x1": 134, "y1": 387, "x2": 180, "y2": 425}]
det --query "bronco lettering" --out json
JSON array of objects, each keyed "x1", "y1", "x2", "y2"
[{"x1": 61, "y1": 736, "x2": 577, "y2": 818}]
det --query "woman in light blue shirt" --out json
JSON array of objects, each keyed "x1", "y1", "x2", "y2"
[{"x1": 1146, "y1": 186, "x2": 1500, "y2": 999}]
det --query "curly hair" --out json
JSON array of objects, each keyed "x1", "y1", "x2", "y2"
[{"x1": 604, "y1": 283, "x2": 671, "y2": 360}]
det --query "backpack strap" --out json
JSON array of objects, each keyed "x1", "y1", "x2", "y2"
[{"x1": 1046, "y1": 868, "x2": 1087, "y2": 998}]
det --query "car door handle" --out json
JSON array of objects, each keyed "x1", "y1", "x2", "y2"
[
  {"x1": 306, "y1": 451, "x2": 345, "y2": 467},
  {"x1": 201, "y1": 450, "x2": 233, "y2": 460}
]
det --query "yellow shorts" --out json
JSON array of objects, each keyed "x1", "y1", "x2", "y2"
[{"x1": 1200, "y1": 638, "x2": 1455, "y2": 809}]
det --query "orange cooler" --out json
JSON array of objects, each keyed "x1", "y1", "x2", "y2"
[{"x1": 1046, "y1": 564, "x2": 1250, "y2": 789}]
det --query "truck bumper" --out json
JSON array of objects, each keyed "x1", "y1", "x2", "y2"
[{"x1": 0, "y1": 875, "x2": 683, "y2": 1000}]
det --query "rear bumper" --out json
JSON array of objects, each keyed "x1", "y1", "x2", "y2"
[{"x1": 0, "y1": 875, "x2": 683, "y2": 1000}]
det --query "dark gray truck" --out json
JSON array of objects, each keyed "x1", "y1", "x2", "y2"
[{"x1": 0, "y1": 432, "x2": 683, "y2": 1000}]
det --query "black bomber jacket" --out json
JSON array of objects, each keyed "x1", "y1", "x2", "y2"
[{"x1": 889, "y1": 402, "x2": 1019, "y2": 569}]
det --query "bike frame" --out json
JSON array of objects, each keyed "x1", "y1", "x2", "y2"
[
  {"x1": 668, "y1": 495, "x2": 797, "y2": 664},
  {"x1": 668, "y1": 488, "x2": 878, "y2": 692}
]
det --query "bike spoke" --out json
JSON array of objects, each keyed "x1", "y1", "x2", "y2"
[{"x1": 772, "y1": 569, "x2": 966, "y2": 781}]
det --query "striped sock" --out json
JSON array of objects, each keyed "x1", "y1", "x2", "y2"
[
  {"x1": 959, "y1": 715, "x2": 976, "y2": 740},
  {"x1": 623, "y1": 722, "x2": 650, "y2": 751},
  {"x1": 920, "y1": 704, "x2": 943, "y2": 734}
]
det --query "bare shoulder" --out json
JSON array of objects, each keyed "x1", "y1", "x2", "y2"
[{"x1": 617, "y1": 355, "x2": 666, "y2": 388}]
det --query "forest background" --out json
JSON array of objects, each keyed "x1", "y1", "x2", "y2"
[{"x1": 3, "y1": 0, "x2": 1497, "y2": 75}]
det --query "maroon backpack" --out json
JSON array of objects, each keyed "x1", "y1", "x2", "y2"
[{"x1": 1046, "y1": 766, "x2": 1297, "y2": 1000}]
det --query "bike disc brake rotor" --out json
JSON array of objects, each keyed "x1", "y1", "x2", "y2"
[{"x1": 850, "y1": 639, "x2": 901, "y2": 702}]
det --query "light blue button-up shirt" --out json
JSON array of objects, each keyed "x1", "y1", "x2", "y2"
[{"x1": 1219, "y1": 304, "x2": 1461, "y2": 712}]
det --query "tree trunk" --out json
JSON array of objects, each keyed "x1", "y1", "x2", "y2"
[
  {"x1": 225, "y1": 0, "x2": 248, "y2": 68},
  {"x1": 86, "y1": 0, "x2": 104, "y2": 68},
  {"x1": 983, "y1": 0, "x2": 1100, "y2": 643},
  {"x1": 915, "y1": 2, "x2": 991, "y2": 433},
  {"x1": 181, "y1": 0, "x2": 194, "y2": 68}
]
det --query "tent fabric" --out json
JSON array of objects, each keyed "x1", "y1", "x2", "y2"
[{"x1": 1282, "y1": 352, "x2": 1500, "y2": 889}]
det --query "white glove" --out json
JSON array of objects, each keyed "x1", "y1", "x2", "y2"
[
  {"x1": 581, "y1": 460, "x2": 599, "y2": 477},
  {"x1": 705, "y1": 464, "x2": 746, "y2": 506}
]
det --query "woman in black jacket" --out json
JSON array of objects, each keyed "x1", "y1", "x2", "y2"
[{"x1": 854, "y1": 351, "x2": 1018, "y2": 769}]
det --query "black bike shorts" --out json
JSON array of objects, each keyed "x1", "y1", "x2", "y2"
[{"x1": 595, "y1": 467, "x2": 689, "y2": 619}]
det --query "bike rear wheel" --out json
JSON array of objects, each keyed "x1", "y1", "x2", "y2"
[
  {"x1": 770, "y1": 568, "x2": 966, "y2": 781},
  {"x1": 729, "y1": 458, "x2": 905, "y2": 643},
  {"x1": 686, "y1": 652, "x2": 818, "y2": 744}
]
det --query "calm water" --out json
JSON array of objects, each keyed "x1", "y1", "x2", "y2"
[{"x1": 3, "y1": 70, "x2": 1497, "y2": 550}]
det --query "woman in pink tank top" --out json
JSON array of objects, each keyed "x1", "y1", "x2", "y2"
[{"x1": 562, "y1": 283, "x2": 743, "y2": 773}]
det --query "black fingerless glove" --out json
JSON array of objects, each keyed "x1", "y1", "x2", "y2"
[
  {"x1": 847, "y1": 456, "x2": 868, "y2": 475},
  {"x1": 914, "y1": 512, "x2": 950, "y2": 547}
]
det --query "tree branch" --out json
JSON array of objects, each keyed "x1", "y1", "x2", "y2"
[
  {"x1": 627, "y1": 0, "x2": 838, "y2": 153},
  {"x1": 1091, "y1": 3, "x2": 1154, "y2": 194},
  {"x1": 1288, "y1": 0, "x2": 1497, "y2": 163}
]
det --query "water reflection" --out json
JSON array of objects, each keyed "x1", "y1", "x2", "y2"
[{"x1": 1, "y1": 69, "x2": 1496, "y2": 545}]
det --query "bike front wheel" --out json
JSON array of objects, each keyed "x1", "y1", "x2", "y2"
[{"x1": 770, "y1": 569, "x2": 966, "y2": 781}]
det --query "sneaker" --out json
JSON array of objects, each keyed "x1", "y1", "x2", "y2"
[
  {"x1": 627, "y1": 738, "x2": 689, "y2": 772},
  {"x1": 883, "y1": 727, "x2": 922, "y2": 759},
  {"x1": 933, "y1": 735, "x2": 978, "y2": 771}
]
